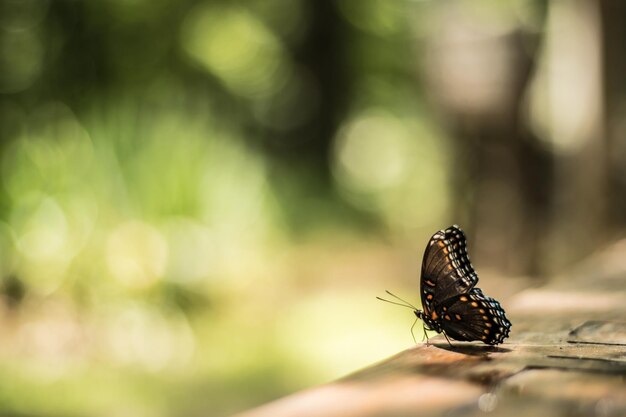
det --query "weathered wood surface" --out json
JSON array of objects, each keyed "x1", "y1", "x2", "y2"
[{"x1": 234, "y1": 248, "x2": 626, "y2": 417}]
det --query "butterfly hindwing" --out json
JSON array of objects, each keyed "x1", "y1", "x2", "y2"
[
  {"x1": 420, "y1": 225, "x2": 478, "y2": 314},
  {"x1": 435, "y1": 288, "x2": 511, "y2": 345}
]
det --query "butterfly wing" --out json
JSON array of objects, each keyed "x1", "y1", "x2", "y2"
[
  {"x1": 436, "y1": 288, "x2": 511, "y2": 345},
  {"x1": 420, "y1": 225, "x2": 479, "y2": 315}
]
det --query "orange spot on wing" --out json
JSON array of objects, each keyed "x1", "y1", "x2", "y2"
[
  {"x1": 459, "y1": 296, "x2": 468, "y2": 302},
  {"x1": 455, "y1": 314, "x2": 462, "y2": 320},
  {"x1": 426, "y1": 294, "x2": 433, "y2": 300},
  {"x1": 471, "y1": 302, "x2": 479, "y2": 307},
  {"x1": 431, "y1": 311, "x2": 438, "y2": 321},
  {"x1": 437, "y1": 241, "x2": 445, "y2": 248}
]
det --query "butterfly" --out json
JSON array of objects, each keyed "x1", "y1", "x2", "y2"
[{"x1": 379, "y1": 225, "x2": 511, "y2": 345}]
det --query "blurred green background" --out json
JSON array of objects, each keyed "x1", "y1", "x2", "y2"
[{"x1": 2, "y1": 0, "x2": 626, "y2": 416}]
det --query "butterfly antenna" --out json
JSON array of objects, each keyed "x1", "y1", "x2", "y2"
[
  {"x1": 377, "y1": 290, "x2": 423, "y2": 345},
  {"x1": 384, "y1": 290, "x2": 418, "y2": 309},
  {"x1": 375, "y1": 296, "x2": 415, "y2": 310}
]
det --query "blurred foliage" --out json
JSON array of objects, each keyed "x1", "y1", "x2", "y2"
[
  {"x1": 4, "y1": 0, "x2": 620, "y2": 416},
  {"x1": 0, "y1": 1, "x2": 456, "y2": 415}
]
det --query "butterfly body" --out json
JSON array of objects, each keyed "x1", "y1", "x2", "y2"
[{"x1": 414, "y1": 225, "x2": 511, "y2": 345}]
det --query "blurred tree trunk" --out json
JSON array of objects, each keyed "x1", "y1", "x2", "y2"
[
  {"x1": 269, "y1": 1, "x2": 347, "y2": 180},
  {"x1": 600, "y1": 1, "x2": 626, "y2": 229},
  {"x1": 423, "y1": 3, "x2": 550, "y2": 277},
  {"x1": 422, "y1": 1, "x2": 625, "y2": 278},
  {"x1": 533, "y1": 0, "x2": 607, "y2": 276},
  {"x1": 263, "y1": 1, "x2": 356, "y2": 232}
]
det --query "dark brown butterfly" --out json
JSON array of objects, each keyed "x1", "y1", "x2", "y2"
[{"x1": 380, "y1": 225, "x2": 511, "y2": 345}]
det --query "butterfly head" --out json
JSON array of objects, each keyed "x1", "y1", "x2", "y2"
[{"x1": 418, "y1": 310, "x2": 442, "y2": 332}]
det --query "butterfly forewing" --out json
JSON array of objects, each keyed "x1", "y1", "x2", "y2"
[{"x1": 420, "y1": 225, "x2": 478, "y2": 313}]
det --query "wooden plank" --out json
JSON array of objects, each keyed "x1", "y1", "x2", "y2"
[{"x1": 234, "y1": 258, "x2": 626, "y2": 417}]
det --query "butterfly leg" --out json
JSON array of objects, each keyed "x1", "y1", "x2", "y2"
[
  {"x1": 410, "y1": 317, "x2": 418, "y2": 344},
  {"x1": 443, "y1": 332, "x2": 452, "y2": 347},
  {"x1": 422, "y1": 323, "x2": 430, "y2": 345}
]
